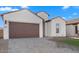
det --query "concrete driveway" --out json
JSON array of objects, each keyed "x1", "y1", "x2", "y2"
[
  {"x1": 0, "y1": 40, "x2": 8, "y2": 53},
  {"x1": 0, "y1": 38, "x2": 79, "y2": 53}
]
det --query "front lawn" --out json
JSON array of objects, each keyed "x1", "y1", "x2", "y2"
[
  {"x1": 49, "y1": 37, "x2": 79, "y2": 46},
  {"x1": 62, "y1": 39, "x2": 79, "y2": 46}
]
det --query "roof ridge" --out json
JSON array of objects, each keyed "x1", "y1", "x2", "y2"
[
  {"x1": 0, "y1": 8, "x2": 44, "y2": 21},
  {"x1": 46, "y1": 16, "x2": 65, "y2": 22},
  {"x1": 36, "y1": 11, "x2": 49, "y2": 16}
]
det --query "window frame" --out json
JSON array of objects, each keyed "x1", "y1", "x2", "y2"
[{"x1": 56, "y1": 23, "x2": 60, "y2": 33}]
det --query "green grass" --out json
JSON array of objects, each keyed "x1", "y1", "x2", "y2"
[{"x1": 63, "y1": 39, "x2": 79, "y2": 46}]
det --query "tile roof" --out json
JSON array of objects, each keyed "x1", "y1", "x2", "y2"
[{"x1": 66, "y1": 18, "x2": 79, "y2": 25}]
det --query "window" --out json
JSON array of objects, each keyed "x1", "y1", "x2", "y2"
[
  {"x1": 75, "y1": 25, "x2": 78, "y2": 34},
  {"x1": 56, "y1": 28, "x2": 59, "y2": 33},
  {"x1": 56, "y1": 23, "x2": 59, "y2": 28},
  {"x1": 5, "y1": 20, "x2": 7, "y2": 24},
  {"x1": 56, "y1": 23, "x2": 60, "y2": 33}
]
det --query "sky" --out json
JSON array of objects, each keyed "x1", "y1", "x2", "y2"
[{"x1": 0, "y1": 6, "x2": 79, "y2": 27}]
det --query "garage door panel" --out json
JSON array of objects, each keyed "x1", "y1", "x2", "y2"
[{"x1": 9, "y1": 22, "x2": 39, "y2": 38}]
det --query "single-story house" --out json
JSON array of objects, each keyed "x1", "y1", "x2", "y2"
[
  {"x1": 66, "y1": 18, "x2": 79, "y2": 37},
  {"x1": 0, "y1": 9, "x2": 66, "y2": 39}
]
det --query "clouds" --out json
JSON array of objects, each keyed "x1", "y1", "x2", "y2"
[
  {"x1": 20, "y1": 6, "x2": 29, "y2": 8},
  {"x1": 62, "y1": 6, "x2": 70, "y2": 10},
  {"x1": 0, "y1": 6, "x2": 29, "y2": 11},
  {"x1": 62, "y1": 6, "x2": 79, "y2": 10},
  {"x1": 62, "y1": 6, "x2": 79, "y2": 20},
  {"x1": 66, "y1": 12, "x2": 78, "y2": 20},
  {"x1": 62, "y1": 17, "x2": 66, "y2": 19},
  {"x1": 0, "y1": 7, "x2": 19, "y2": 11},
  {"x1": 68, "y1": 16, "x2": 72, "y2": 19},
  {"x1": 72, "y1": 12, "x2": 78, "y2": 15}
]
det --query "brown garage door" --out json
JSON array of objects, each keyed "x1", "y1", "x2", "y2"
[{"x1": 9, "y1": 22, "x2": 39, "y2": 38}]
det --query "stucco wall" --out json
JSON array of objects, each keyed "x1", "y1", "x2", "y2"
[
  {"x1": 3, "y1": 9, "x2": 43, "y2": 39},
  {"x1": 45, "y1": 17, "x2": 66, "y2": 37},
  {"x1": 3, "y1": 20, "x2": 9, "y2": 39},
  {"x1": 45, "y1": 22, "x2": 51, "y2": 36},
  {"x1": 77, "y1": 24, "x2": 79, "y2": 33},
  {"x1": 37, "y1": 12, "x2": 48, "y2": 21}
]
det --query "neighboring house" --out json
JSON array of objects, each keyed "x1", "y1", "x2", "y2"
[
  {"x1": 66, "y1": 18, "x2": 79, "y2": 37},
  {"x1": 0, "y1": 9, "x2": 66, "y2": 39}
]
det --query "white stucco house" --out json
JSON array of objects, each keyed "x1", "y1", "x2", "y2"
[{"x1": 0, "y1": 9, "x2": 67, "y2": 39}]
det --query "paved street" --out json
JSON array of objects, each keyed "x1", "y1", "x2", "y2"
[{"x1": 0, "y1": 38, "x2": 79, "y2": 53}]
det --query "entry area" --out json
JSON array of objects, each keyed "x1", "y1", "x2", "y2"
[{"x1": 9, "y1": 22, "x2": 39, "y2": 38}]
